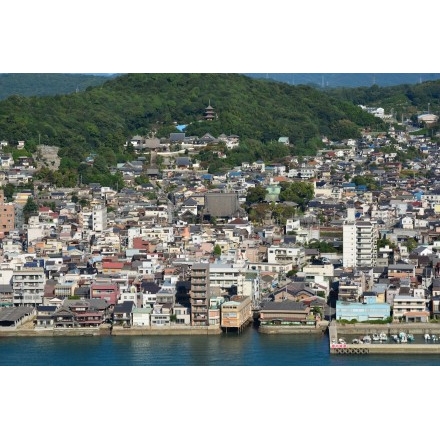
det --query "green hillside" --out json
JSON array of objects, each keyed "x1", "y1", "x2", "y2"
[
  {"x1": 0, "y1": 74, "x2": 114, "y2": 100},
  {"x1": 0, "y1": 73, "x2": 389, "y2": 187},
  {"x1": 0, "y1": 73, "x2": 384, "y2": 150},
  {"x1": 325, "y1": 81, "x2": 440, "y2": 121}
]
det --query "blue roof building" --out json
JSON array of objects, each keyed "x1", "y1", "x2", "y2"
[{"x1": 336, "y1": 300, "x2": 390, "y2": 322}]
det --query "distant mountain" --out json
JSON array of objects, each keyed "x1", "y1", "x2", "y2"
[
  {"x1": 0, "y1": 74, "x2": 118, "y2": 100},
  {"x1": 244, "y1": 73, "x2": 440, "y2": 88}
]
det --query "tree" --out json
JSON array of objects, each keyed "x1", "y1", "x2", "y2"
[
  {"x1": 213, "y1": 244, "x2": 222, "y2": 258},
  {"x1": 279, "y1": 181, "x2": 314, "y2": 211},
  {"x1": 23, "y1": 196, "x2": 38, "y2": 223},
  {"x1": 1, "y1": 183, "x2": 15, "y2": 201},
  {"x1": 246, "y1": 185, "x2": 267, "y2": 205}
]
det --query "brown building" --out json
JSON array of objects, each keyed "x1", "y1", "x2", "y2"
[
  {"x1": 221, "y1": 295, "x2": 252, "y2": 331},
  {"x1": 259, "y1": 301, "x2": 312, "y2": 326},
  {"x1": 190, "y1": 263, "x2": 210, "y2": 326},
  {"x1": 0, "y1": 189, "x2": 15, "y2": 236}
]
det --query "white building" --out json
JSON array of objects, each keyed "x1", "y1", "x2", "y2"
[
  {"x1": 343, "y1": 209, "x2": 378, "y2": 268},
  {"x1": 266, "y1": 244, "x2": 305, "y2": 266},
  {"x1": 12, "y1": 267, "x2": 45, "y2": 306},
  {"x1": 79, "y1": 204, "x2": 107, "y2": 232},
  {"x1": 209, "y1": 261, "x2": 247, "y2": 295}
]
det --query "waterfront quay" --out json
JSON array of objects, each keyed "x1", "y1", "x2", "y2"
[
  {"x1": 0, "y1": 325, "x2": 224, "y2": 337},
  {"x1": 329, "y1": 321, "x2": 440, "y2": 355},
  {"x1": 258, "y1": 320, "x2": 329, "y2": 334}
]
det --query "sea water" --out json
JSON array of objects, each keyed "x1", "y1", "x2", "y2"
[{"x1": 1, "y1": 327, "x2": 440, "y2": 366}]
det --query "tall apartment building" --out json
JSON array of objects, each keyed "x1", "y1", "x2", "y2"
[
  {"x1": 190, "y1": 263, "x2": 210, "y2": 326},
  {"x1": 0, "y1": 189, "x2": 15, "y2": 236},
  {"x1": 343, "y1": 209, "x2": 378, "y2": 269},
  {"x1": 12, "y1": 267, "x2": 45, "y2": 306},
  {"x1": 79, "y1": 204, "x2": 107, "y2": 232}
]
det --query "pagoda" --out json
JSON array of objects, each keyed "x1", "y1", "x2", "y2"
[{"x1": 203, "y1": 101, "x2": 215, "y2": 121}]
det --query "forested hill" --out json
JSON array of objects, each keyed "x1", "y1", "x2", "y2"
[
  {"x1": 0, "y1": 73, "x2": 384, "y2": 160},
  {"x1": 0, "y1": 74, "x2": 115, "y2": 100},
  {"x1": 245, "y1": 73, "x2": 440, "y2": 88}
]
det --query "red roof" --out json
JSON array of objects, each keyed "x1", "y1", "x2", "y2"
[{"x1": 102, "y1": 262, "x2": 124, "y2": 269}]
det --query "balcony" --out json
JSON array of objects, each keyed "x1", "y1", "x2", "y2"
[
  {"x1": 192, "y1": 285, "x2": 208, "y2": 293},
  {"x1": 191, "y1": 292, "x2": 207, "y2": 298},
  {"x1": 192, "y1": 277, "x2": 207, "y2": 283},
  {"x1": 191, "y1": 307, "x2": 208, "y2": 313},
  {"x1": 193, "y1": 315, "x2": 207, "y2": 321}
]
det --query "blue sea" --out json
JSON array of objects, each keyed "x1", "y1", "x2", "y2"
[{"x1": 1, "y1": 326, "x2": 440, "y2": 366}]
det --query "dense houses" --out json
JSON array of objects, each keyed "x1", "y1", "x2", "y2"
[{"x1": 2, "y1": 119, "x2": 440, "y2": 331}]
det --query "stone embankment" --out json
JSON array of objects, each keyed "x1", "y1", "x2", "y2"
[
  {"x1": 0, "y1": 327, "x2": 108, "y2": 337},
  {"x1": 0, "y1": 324, "x2": 222, "y2": 337},
  {"x1": 258, "y1": 320, "x2": 329, "y2": 334},
  {"x1": 111, "y1": 326, "x2": 223, "y2": 336}
]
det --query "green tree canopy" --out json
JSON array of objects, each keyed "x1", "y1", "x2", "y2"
[
  {"x1": 23, "y1": 196, "x2": 38, "y2": 223},
  {"x1": 279, "y1": 181, "x2": 314, "y2": 211}
]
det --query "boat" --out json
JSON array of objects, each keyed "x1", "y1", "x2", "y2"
[
  {"x1": 338, "y1": 338, "x2": 347, "y2": 344},
  {"x1": 391, "y1": 334, "x2": 400, "y2": 343},
  {"x1": 372, "y1": 333, "x2": 380, "y2": 342},
  {"x1": 432, "y1": 335, "x2": 438, "y2": 342},
  {"x1": 352, "y1": 338, "x2": 360, "y2": 344},
  {"x1": 362, "y1": 335, "x2": 372, "y2": 344},
  {"x1": 424, "y1": 333, "x2": 431, "y2": 341},
  {"x1": 407, "y1": 333, "x2": 414, "y2": 342},
  {"x1": 399, "y1": 332, "x2": 407, "y2": 343},
  {"x1": 379, "y1": 332, "x2": 388, "y2": 342}
]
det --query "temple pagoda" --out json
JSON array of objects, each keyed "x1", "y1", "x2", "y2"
[{"x1": 203, "y1": 101, "x2": 216, "y2": 121}]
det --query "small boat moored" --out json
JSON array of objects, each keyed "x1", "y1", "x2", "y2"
[
  {"x1": 399, "y1": 332, "x2": 407, "y2": 343},
  {"x1": 379, "y1": 332, "x2": 388, "y2": 342},
  {"x1": 362, "y1": 335, "x2": 372, "y2": 344}
]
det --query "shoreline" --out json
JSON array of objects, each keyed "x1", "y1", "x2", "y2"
[{"x1": 0, "y1": 324, "x2": 224, "y2": 337}]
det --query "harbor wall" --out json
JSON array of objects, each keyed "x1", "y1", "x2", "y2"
[
  {"x1": 0, "y1": 327, "x2": 106, "y2": 337},
  {"x1": 111, "y1": 326, "x2": 223, "y2": 336},
  {"x1": 258, "y1": 321, "x2": 329, "y2": 334},
  {"x1": 0, "y1": 325, "x2": 222, "y2": 337},
  {"x1": 329, "y1": 321, "x2": 440, "y2": 354}
]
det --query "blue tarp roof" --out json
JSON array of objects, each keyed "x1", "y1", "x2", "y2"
[{"x1": 176, "y1": 125, "x2": 187, "y2": 132}]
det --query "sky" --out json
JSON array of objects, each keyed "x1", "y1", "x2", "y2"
[
  {"x1": 4, "y1": 2, "x2": 439, "y2": 74},
  {"x1": 2, "y1": 1, "x2": 437, "y2": 438}
]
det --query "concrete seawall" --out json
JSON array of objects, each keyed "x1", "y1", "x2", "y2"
[
  {"x1": 0, "y1": 325, "x2": 222, "y2": 337},
  {"x1": 0, "y1": 327, "x2": 107, "y2": 337},
  {"x1": 259, "y1": 326, "x2": 327, "y2": 334},
  {"x1": 329, "y1": 321, "x2": 440, "y2": 354},
  {"x1": 111, "y1": 326, "x2": 223, "y2": 336}
]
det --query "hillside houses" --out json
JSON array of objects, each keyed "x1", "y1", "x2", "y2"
[{"x1": 3, "y1": 124, "x2": 440, "y2": 330}]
